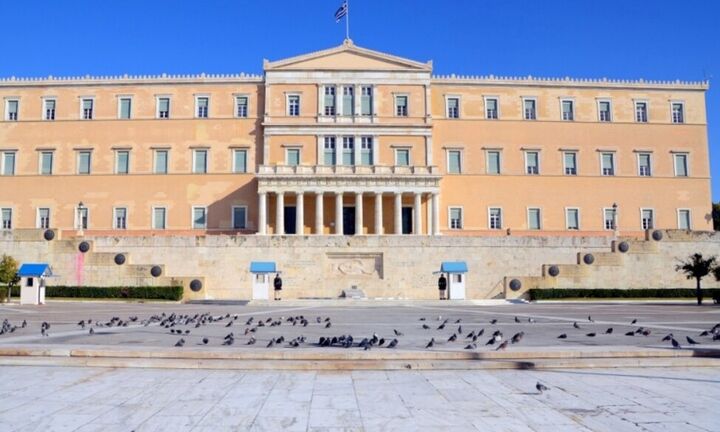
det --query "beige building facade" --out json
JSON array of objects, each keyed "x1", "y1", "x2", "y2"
[{"x1": 0, "y1": 40, "x2": 713, "y2": 238}]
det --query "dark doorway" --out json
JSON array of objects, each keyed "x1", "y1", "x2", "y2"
[
  {"x1": 402, "y1": 207, "x2": 413, "y2": 234},
  {"x1": 343, "y1": 207, "x2": 355, "y2": 235},
  {"x1": 284, "y1": 206, "x2": 297, "y2": 234}
]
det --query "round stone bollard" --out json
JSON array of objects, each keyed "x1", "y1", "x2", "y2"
[
  {"x1": 583, "y1": 254, "x2": 595, "y2": 265},
  {"x1": 43, "y1": 230, "x2": 55, "y2": 241},
  {"x1": 617, "y1": 241, "x2": 630, "y2": 253},
  {"x1": 651, "y1": 230, "x2": 663, "y2": 241},
  {"x1": 509, "y1": 279, "x2": 522, "y2": 291},
  {"x1": 114, "y1": 254, "x2": 126, "y2": 265},
  {"x1": 548, "y1": 265, "x2": 560, "y2": 277},
  {"x1": 190, "y1": 279, "x2": 203, "y2": 292},
  {"x1": 78, "y1": 241, "x2": 90, "y2": 253},
  {"x1": 150, "y1": 266, "x2": 162, "y2": 277}
]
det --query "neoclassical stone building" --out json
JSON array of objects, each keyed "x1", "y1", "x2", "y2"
[{"x1": 0, "y1": 40, "x2": 712, "y2": 237}]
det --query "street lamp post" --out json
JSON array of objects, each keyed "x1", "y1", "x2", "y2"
[{"x1": 77, "y1": 201, "x2": 85, "y2": 236}]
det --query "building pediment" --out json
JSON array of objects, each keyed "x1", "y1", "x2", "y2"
[{"x1": 264, "y1": 39, "x2": 432, "y2": 72}]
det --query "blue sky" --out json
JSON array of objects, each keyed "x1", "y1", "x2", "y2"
[{"x1": 2, "y1": 0, "x2": 717, "y2": 201}]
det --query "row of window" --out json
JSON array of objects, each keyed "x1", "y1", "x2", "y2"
[
  {"x1": 0, "y1": 206, "x2": 693, "y2": 232},
  {"x1": 444, "y1": 96, "x2": 687, "y2": 123},
  {"x1": 446, "y1": 207, "x2": 694, "y2": 231}
]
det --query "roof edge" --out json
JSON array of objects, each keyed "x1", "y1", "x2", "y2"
[{"x1": 432, "y1": 74, "x2": 709, "y2": 90}]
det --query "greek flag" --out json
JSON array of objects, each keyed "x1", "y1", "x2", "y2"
[{"x1": 334, "y1": 1, "x2": 348, "y2": 22}]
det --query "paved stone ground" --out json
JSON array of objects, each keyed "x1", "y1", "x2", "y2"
[
  {"x1": 0, "y1": 365, "x2": 718, "y2": 431},
  {"x1": 1, "y1": 302, "x2": 719, "y2": 351}
]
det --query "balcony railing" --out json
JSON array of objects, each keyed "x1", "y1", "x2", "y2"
[{"x1": 258, "y1": 164, "x2": 439, "y2": 176}]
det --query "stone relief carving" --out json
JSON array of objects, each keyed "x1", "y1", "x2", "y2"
[{"x1": 326, "y1": 253, "x2": 383, "y2": 279}]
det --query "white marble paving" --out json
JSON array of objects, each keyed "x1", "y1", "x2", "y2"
[{"x1": 0, "y1": 366, "x2": 718, "y2": 431}]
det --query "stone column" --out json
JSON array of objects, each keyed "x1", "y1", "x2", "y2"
[
  {"x1": 355, "y1": 192, "x2": 363, "y2": 235},
  {"x1": 374, "y1": 192, "x2": 383, "y2": 235},
  {"x1": 315, "y1": 192, "x2": 324, "y2": 235},
  {"x1": 432, "y1": 193, "x2": 440, "y2": 235},
  {"x1": 295, "y1": 192, "x2": 304, "y2": 235},
  {"x1": 275, "y1": 192, "x2": 284, "y2": 235},
  {"x1": 258, "y1": 192, "x2": 267, "y2": 235},
  {"x1": 394, "y1": 192, "x2": 402, "y2": 235},
  {"x1": 413, "y1": 193, "x2": 422, "y2": 235},
  {"x1": 335, "y1": 192, "x2": 344, "y2": 235}
]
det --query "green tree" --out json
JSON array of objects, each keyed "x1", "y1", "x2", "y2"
[
  {"x1": 713, "y1": 202, "x2": 720, "y2": 231},
  {"x1": 0, "y1": 254, "x2": 20, "y2": 301},
  {"x1": 714, "y1": 265, "x2": 720, "y2": 283},
  {"x1": 675, "y1": 253, "x2": 717, "y2": 305}
]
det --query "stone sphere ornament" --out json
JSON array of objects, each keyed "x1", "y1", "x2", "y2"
[
  {"x1": 583, "y1": 254, "x2": 595, "y2": 265},
  {"x1": 78, "y1": 241, "x2": 90, "y2": 253},
  {"x1": 618, "y1": 241, "x2": 630, "y2": 253},
  {"x1": 43, "y1": 230, "x2": 55, "y2": 241},
  {"x1": 509, "y1": 279, "x2": 522, "y2": 291},
  {"x1": 548, "y1": 265, "x2": 560, "y2": 277},
  {"x1": 114, "y1": 254, "x2": 126, "y2": 265},
  {"x1": 651, "y1": 230, "x2": 663, "y2": 241},
  {"x1": 150, "y1": 266, "x2": 162, "y2": 277},
  {"x1": 190, "y1": 279, "x2": 203, "y2": 292}
]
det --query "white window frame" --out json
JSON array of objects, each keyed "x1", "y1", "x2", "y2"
[
  {"x1": 488, "y1": 207, "x2": 503, "y2": 230},
  {"x1": 394, "y1": 94, "x2": 409, "y2": 117},
  {"x1": 74, "y1": 205, "x2": 89, "y2": 230},
  {"x1": 445, "y1": 95, "x2": 460, "y2": 119},
  {"x1": 42, "y1": 97, "x2": 56, "y2": 121},
  {"x1": 483, "y1": 96, "x2": 499, "y2": 119},
  {"x1": 1, "y1": 207, "x2": 12, "y2": 230},
  {"x1": 322, "y1": 85, "x2": 337, "y2": 116},
  {"x1": 524, "y1": 150, "x2": 540, "y2": 175},
  {"x1": 79, "y1": 97, "x2": 95, "y2": 120},
  {"x1": 670, "y1": 100, "x2": 685, "y2": 124},
  {"x1": 560, "y1": 98, "x2": 575, "y2": 121},
  {"x1": 285, "y1": 147, "x2": 301, "y2": 166},
  {"x1": 640, "y1": 208, "x2": 655, "y2": 230},
  {"x1": 192, "y1": 206, "x2": 208, "y2": 229},
  {"x1": 114, "y1": 150, "x2": 130, "y2": 174},
  {"x1": 1, "y1": 151, "x2": 17, "y2": 176},
  {"x1": 76, "y1": 150, "x2": 92, "y2": 175},
  {"x1": 448, "y1": 206, "x2": 463, "y2": 230},
  {"x1": 636, "y1": 152, "x2": 653, "y2": 177},
  {"x1": 117, "y1": 96, "x2": 133, "y2": 120},
  {"x1": 232, "y1": 148, "x2": 248, "y2": 173},
  {"x1": 360, "y1": 85, "x2": 373, "y2": 116},
  {"x1": 603, "y1": 207, "x2": 616, "y2": 231},
  {"x1": 341, "y1": 85, "x2": 355, "y2": 116},
  {"x1": 522, "y1": 97, "x2": 537, "y2": 120},
  {"x1": 192, "y1": 149, "x2": 209, "y2": 174},
  {"x1": 600, "y1": 152, "x2": 616, "y2": 176},
  {"x1": 634, "y1": 100, "x2": 649, "y2": 123},
  {"x1": 486, "y1": 150, "x2": 502, "y2": 175},
  {"x1": 565, "y1": 207, "x2": 580, "y2": 230},
  {"x1": 527, "y1": 207, "x2": 542, "y2": 230},
  {"x1": 673, "y1": 152, "x2": 689, "y2": 177},
  {"x1": 286, "y1": 93, "x2": 301, "y2": 117},
  {"x1": 36, "y1": 207, "x2": 51, "y2": 229},
  {"x1": 360, "y1": 136, "x2": 374, "y2": 166},
  {"x1": 113, "y1": 207, "x2": 128, "y2": 230},
  {"x1": 597, "y1": 98, "x2": 613, "y2": 122},
  {"x1": 233, "y1": 94, "x2": 249, "y2": 118},
  {"x1": 231, "y1": 205, "x2": 248, "y2": 230},
  {"x1": 563, "y1": 151, "x2": 578, "y2": 176},
  {"x1": 194, "y1": 95, "x2": 210, "y2": 119},
  {"x1": 152, "y1": 206, "x2": 167, "y2": 230},
  {"x1": 153, "y1": 149, "x2": 169, "y2": 174},
  {"x1": 4, "y1": 98, "x2": 19, "y2": 121},
  {"x1": 155, "y1": 95, "x2": 171, "y2": 119},
  {"x1": 38, "y1": 151, "x2": 54, "y2": 175},
  {"x1": 446, "y1": 149, "x2": 463, "y2": 174},
  {"x1": 677, "y1": 208, "x2": 692, "y2": 230},
  {"x1": 394, "y1": 147, "x2": 411, "y2": 166}
]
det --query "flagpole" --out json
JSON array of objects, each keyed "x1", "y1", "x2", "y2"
[{"x1": 346, "y1": 0, "x2": 350, "y2": 40}]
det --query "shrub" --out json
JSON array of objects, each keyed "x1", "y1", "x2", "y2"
[
  {"x1": 529, "y1": 288, "x2": 720, "y2": 301},
  {"x1": 0, "y1": 286, "x2": 7, "y2": 302},
  {"x1": 8, "y1": 285, "x2": 183, "y2": 301}
]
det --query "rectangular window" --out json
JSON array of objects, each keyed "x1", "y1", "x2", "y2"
[
  {"x1": 641, "y1": 209, "x2": 654, "y2": 230},
  {"x1": 528, "y1": 208, "x2": 541, "y2": 230},
  {"x1": 287, "y1": 95, "x2": 300, "y2": 117},
  {"x1": 153, "y1": 207, "x2": 166, "y2": 230},
  {"x1": 115, "y1": 150, "x2": 129, "y2": 174},
  {"x1": 566, "y1": 208, "x2": 579, "y2": 230},
  {"x1": 38, "y1": 208, "x2": 50, "y2": 229},
  {"x1": 564, "y1": 152, "x2": 577, "y2": 175},
  {"x1": 77, "y1": 151, "x2": 92, "y2": 175},
  {"x1": 342, "y1": 137, "x2": 355, "y2": 165},
  {"x1": 678, "y1": 209, "x2": 691, "y2": 230},
  {"x1": 118, "y1": 97, "x2": 132, "y2": 119},
  {"x1": 485, "y1": 97, "x2": 498, "y2": 119},
  {"x1": 286, "y1": 148, "x2": 300, "y2": 166},
  {"x1": 523, "y1": 98, "x2": 536, "y2": 120},
  {"x1": 232, "y1": 206, "x2": 247, "y2": 229},
  {"x1": 77, "y1": 207, "x2": 88, "y2": 230},
  {"x1": 561, "y1": 99, "x2": 574, "y2": 121},
  {"x1": 487, "y1": 151, "x2": 501, "y2": 174},
  {"x1": 192, "y1": 207, "x2": 207, "y2": 229},
  {"x1": 395, "y1": 149, "x2": 410, "y2": 166},
  {"x1": 81, "y1": 98, "x2": 93, "y2": 120},
  {"x1": 154, "y1": 150, "x2": 168, "y2": 174},
  {"x1": 323, "y1": 137, "x2": 336, "y2": 165},
  {"x1": 157, "y1": 97, "x2": 170, "y2": 119},
  {"x1": 235, "y1": 96, "x2": 248, "y2": 118},
  {"x1": 361, "y1": 86, "x2": 373, "y2": 116},
  {"x1": 446, "y1": 97, "x2": 459, "y2": 118},
  {"x1": 196, "y1": 97, "x2": 209, "y2": 118},
  {"x1": 342, "y1": 86, "x2": 354, "y2": 116},
  {"x1": 193, "y1": 150, "x2": 208, "y2": 174},
  {"x1": 5, "y1": 99, "x2": 19, "y2": 121},
  {"x1": 323, "y1": 86, "x2": 336, "y2": 116},
  {"x1": 604, "y1": 208, "x2": 615, "y2": 230},
  {"x1": 671, "y1": 102, "x2": 684, "y2": 124},
  {"x1": 598, "y1": 100, "x2": 612, "y2": 122},
  {"x1": 40, "y1": 151, "x2": 53, "y2": 175},
  {"x1": 489, "y1": 208, "x2": 502, "y2": 230},
  {"x1": 638, "y1": 153, "x2": 652, "y2": 176},
  {"x1": 674, "y1": 154, "x2": 688, "y2": 177},
  {"x1": 395, "y1": 95, "x2": 408, "y2": 117},
  {"x1": 44, "y1": 99, "x2": 56, "y2": 121},
  {"x1": 360, "y1": 136, "x2": 373, "y2": 165},
  {"x1": 1, "y1": 208, "x2": 12, "y2": 229},
  {"x1": 449, "y1": 207, "x2": 463, "y2": 229},
  {"x1": 635, "y1": 101, "x2": 648, "y2": 123},
  {"x1": 2, "y1": 152, "x2": 16, "y2": 176},
  {"x1": 447, "y1": 150, "x2": 462, "y2": 174},
  {"x1": 114, "y1": 208, "x2": 127, "y2": 229},
  {"x1": 601, "y1": 152, "x2": 615, "y2": 176},
  {"x1": 525, "y1": 151, "x2": 539, "y2": 175},
  {"x1": 233, "y1": 149, "x2": 247, "y2": 173}
]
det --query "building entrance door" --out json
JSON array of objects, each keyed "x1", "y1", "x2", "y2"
[
  {"x1": 284, "y1": 206, "x2": 296, "y2": 234},
  {"x1": 402, "y1": 207, "x2": 413, "y2": 234},
  {"x1": 343, "y1": 207, "x2": 355, "y2": 235}
]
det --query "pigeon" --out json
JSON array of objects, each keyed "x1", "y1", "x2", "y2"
[
  {"x1": 700, "y1": 330, "x2": 710, "y2": 337},
  {"x1": 77, "y1": 320, "x2": 85, "y2": 329},
  {"x1": 437, "y1": 323, "x2": 446, "y2": 330},
  {"x1": 225, "y1": 321, "x2": 233, "y2": 328},
  {"x1": 266, "y1": 339, "x2": 275, "y2": 348},
  {"x1": 393, "y1": 329, "x2": 404, "y2": 336},
  {"x1": 536, "y1": 382, "x2": 549, "y2": 394},
  {"x1": 490, "y1": 319, "x2": 498, "y2": 325},
  {"x1": 387, "y1": 339, "x2": 398, "y2": 348},
  {"x1": 325, "y1": 322, "x2": 332, "y2": 329},
  {"x1": 466, "y1": 331, "x2": 475, "y2": 339},
  {"x1": 477, "y1": 329, "x2": 484, "y2": 337},
  {"x1": 457, "y1": 325, "x2": 463, "y2": 334},
  {"x1": 631, "y1": 319, "x2": 637, "y2": 325},
  {"x1": 202, "y1": 337, "x2": 209, "y2": 345},
  {"x1": 588, "y1": 316, "x2": 594, "y2": 322},
  {"x1": 464, "y1": 343, "x2": 477, "y2": 350},
  {"x1": 21, "y1": 320, "x2": 27, "y2": 328},
  {"x1": 528, "y1": 318, "x2": 536, "y2": 324},
  {"x1": 495, "y1": 340, "x2": 509, "y2": 351},
  {"x1": 425, "y1": 338, "x2": 435, "y2": 349},
  {"x1": 625, "y1": 331, "x2": 635, "y2": 336},
  {"x1": 686, "y1": 336, "x2": 699, "y2": 345},
  {"x1": 447, "y1": 333, "x2": 457, "y2": 342},
  {"x1": 174, "y1": 338, "x2": 185, "y2": 347},
  {"x1": 514, "y1": 316, "x2": 520, "y2": 323},
  {"x1": 247, "y1": 336, "x2": 256, "y2": 345},
  {"x1": 671, "y1": 338, "x2": 681, "y2": 349},
  {"x1": 661, "y1": 333, "x2": 674, "y2": 342},
  {"x1": 557, "y1": 333, "x2": 567, "y2": 339},
  {"x1": 586, "y1": 332, "x2": 596, "y2": 337},
  {"x1": 605, "y1": 328, "x2": 613, "y2": 334},
  {"x1": 511, "y1": 332, "x2": 524, "y2": 344},
  {"x1": 641, "y1": 329, "x2": 651, "y2": 337},
  {"x1": 455, "y1": 319, "x2": 462, "y2": 323},
  {"x1": 573, "y1": 322, "x2": 580, "y2": 329},
  {"x1": 422, "y1": 324, "x2": 430, "y2": 330},
  {"x1": 88, "y1": 328, "x2": 94, "y2": 335},
  {"x1": 419, "y1": 317, "x2": 426, "y2": 321}
]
